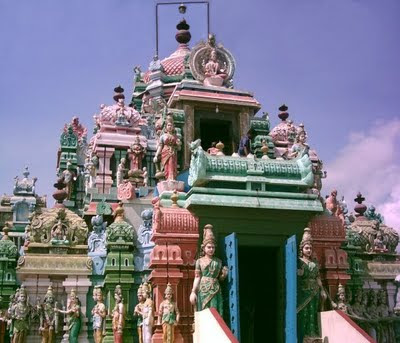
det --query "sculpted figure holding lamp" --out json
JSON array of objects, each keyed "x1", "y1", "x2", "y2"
[
  {"x1": 55, "y1": 289, "x2": 81, "y2": 343},
  {"x1": 190, "y1": 224, "x2": 228, "y2": 316}
]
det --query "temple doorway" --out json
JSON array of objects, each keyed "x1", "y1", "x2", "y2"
[
  {"x1": 200, "y1": 118, "x2": 233, "y2": 155},
  {"x1": 238, "y1": 246, "x2": 280, "y2": 343}
]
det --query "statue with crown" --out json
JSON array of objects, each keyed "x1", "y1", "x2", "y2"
[
  {"x1": 297, "y1": 228, "x2": 327, "y2": 343},
  {"x1": 8, "y1": 285, "x2": 32, "y2": 343},
  {"x1": 190, "y1": 224, "x2": 228, "y2": 316}
]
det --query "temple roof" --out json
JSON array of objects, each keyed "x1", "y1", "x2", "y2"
[{"x1": 143, "y1": 44, "x2": 190, "y2": 83}]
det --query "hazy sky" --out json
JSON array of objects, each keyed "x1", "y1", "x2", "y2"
[{"x1": 0, "y1": 1, "x2": 399, "y2": 226}]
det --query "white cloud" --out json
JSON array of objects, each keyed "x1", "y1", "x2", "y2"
[{"x1": 323, "y1": 119, "x2": 400, "y2": 230}]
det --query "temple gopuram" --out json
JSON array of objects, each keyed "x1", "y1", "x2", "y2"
[{"x1": 0, "y1": 3, "x2": 399, "y2": 343}]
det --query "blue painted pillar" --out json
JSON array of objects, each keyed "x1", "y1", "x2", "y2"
[
  {"x1": 224, "y1": 232, "x2": 240, "y2": 341},
  {"x1": 285, "y1": 235, "x2": 297, "y2": 343}
]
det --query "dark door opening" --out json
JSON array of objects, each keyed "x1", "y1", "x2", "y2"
[
  {"x1": 200, "y1": 119, "x2": 233, "y2": 155},
  {"x1": 239, "y1": 246, "x2": 279, "y2": 343}
]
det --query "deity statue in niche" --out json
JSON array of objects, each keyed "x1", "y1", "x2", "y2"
[
  {"x1": 158, "y1": 283, "x2": 180, "y2": 343},
  {"x1": 111, "y1": 285, "x2": 125, "y2": 343},
  {"x1": 141, "y1": 282, "x2": 154, "y2": 343},
  {"x1": 133, "y1": 285, "x2": 145, "y2": 343},
  {"x1": 50, "y1": 220, "x2": 69, "y2": 245},
  {"x1": 202, "y1": 48, "x2": 227, "y2": 87},
  {"x1": 190, "y1": 224, "x2": 228, "y2": 316},
  {"x1": 38, "y1": 286, "x2": 58, "y2": 343},
  {"x1": 297, "y1": 228, "x2": 327, "y2": 343},
  {"x1": 153, "y1": 116, "x2": 181, "y2": 181},
  {"x1": 130, "y1": 136, "x2": 146, "y2": 171},
  {"x1": 8, "y1": 286, "x2": 31, "y2": 343},
  {"x1": 116, "y1": 158, "x2": 127, "y2": 186},
  {"x1": 62, "y1": 161, "x2": 76, "y2": 200},
  {"x1": 91, "y1": 286, "x2": 106, "y2": 343},
  {"x1": 373, "y1": 231, "x2": 388, "y2": 252},
  {"x1": 56, "y1": 289, "x2": 81, "y2": 343}
]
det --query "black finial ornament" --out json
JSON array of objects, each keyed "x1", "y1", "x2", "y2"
[
  {"x1": 278, "y1": 104, "x2": 289, "y2": 121},
  {"x1": 175, "y1": 19, "x2": 191, "y2": 45}
]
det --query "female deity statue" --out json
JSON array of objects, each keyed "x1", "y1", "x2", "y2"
[
  {"x1": 130, "y1": 136, "x2": 146, "y2": 171},
  {"x1": 190, "y1": 224, "x2": 228, "y2": 316},
  {"x1": 91, "y1": 286, "x2": 106, "y2": 343},
  {"x1": 56, "y1": 289, "x2": 81, "y2": 343},
  {"x1": 9, "y1": 286, "x2": 31, "y2": 343},
  {"x1": 158, "y1": 283, "x2": 180, "y2": 343},
  {"x1": 153, "y1": 116, "x2": 181, "y2": 181},
  {"x1": 133, "y1": 285, "x2": 145, "y2": 343},
  {"x1": 111, "y1": 285, "x2": 125, "y2": 343},
  {"x1": 288, "y1": 126, "x2": 309, "y2": 159},
  {"x1": 297, "y1": 228, "x2": 327, "y2": 343},
  {"x1": 141, "y1": 282, "x2": 154, "y2": 343},
  {"x1": 203, "y1": 48, "x2": 227, "y2": 87},
  {"x1": 39, "y1": 286, "x2": 58, "y2": 343}
]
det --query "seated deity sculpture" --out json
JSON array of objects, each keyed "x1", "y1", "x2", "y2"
[
  {"x1": 202, "y1": 49, "x2": 227, "y2": 87},
  {"x1": 50, "y1": 220, "x2": 69, "y2": 245}
]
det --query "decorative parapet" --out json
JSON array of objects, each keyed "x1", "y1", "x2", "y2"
[
  {"x1": 156, "y1": 207, "x2": 199, "y2": 235},
  {"x1": 367, "y1": 262, "x2": 400, "y2": 279},
  {"x1": 27, "y1": 207, "x2": 88, "y2": 248},
  {"x1": 188, "y1": 140, "x2": 314, "y2": 188},
  {"x1": 309, "y1": 215, "x2": 345, "y2": 241}
]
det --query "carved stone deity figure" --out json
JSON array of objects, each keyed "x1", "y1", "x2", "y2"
[
  {"x1": 325, "y1": 190, "x2": 341, "y2": 216},
  {"x1": 142, "y1": 167, "x2": 148, "y2": 188},
  {"x1": 203, "y1": 48, "x2": 227, "y2": 86},
  {"x1": 288, "y1": 126, "x2": 309, "y2": 159},
  {"x1": 50, "y1": 220, "x2": 69, "y2": 245},
  {"x1": 333, "y1": 284, "x2": 348, "y2": 314},
  {"x1": 115, "y1": 98, "x2": 130, "y2": 126},
  {"x1": 130, "y1": 136, "x2": 146, "y2": 171},
  {"x1": 373, "y1": 232, "x2": 388, "y2": 252},
  {"x1": 88, "y1": 215, "x2": 107, "y2": 254},
  {"x1": 91, "y1": 286, "x2": 106, "y2": 343},
  {"x1": 84, "y1": 157, "x2": 96, "y2": 190},
  {"x1": 141, "y1": 282, "x2": 154, "y2": 343},
  {"x1": 297, "y1": 228, "x2": 327, "y2": 343},
  {"x1": 62, "y1": 161, "x2": 76, "y2": 200},
  {"x1": 158, "y1": 283, "x2": 180, "y2": 343},
  {"x1": 133, "y1": 285, "x2": 145, "y2": 343},
  {"x1": 377, "y1": 289, "x2": 396, "y2": 343},
  {"x1": 9, "y1": 286, "x2": 31, "y2": 343},
  {"x1": 111, "y1": 285, "x2": 125, "y2": 343},
  {"x1": 190, "y1": 224, "x2": 228, "y2": 316},
  {"x1": 116, "y1": 158, "x2": 127, "y2": 186},
  {"x1": 56, "y1": 289, "x2": 81, "y2": 343},
  {"x1": 153, "y1": 116, "x2": 181, "y2": 181},
  {"x1": 39, "y1": 286, "x2": 58, "y2": 343}
]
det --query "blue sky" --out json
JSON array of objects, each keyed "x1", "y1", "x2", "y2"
[{"x1": 0, "y1": 0, "x2": 399, "y2": 226}]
